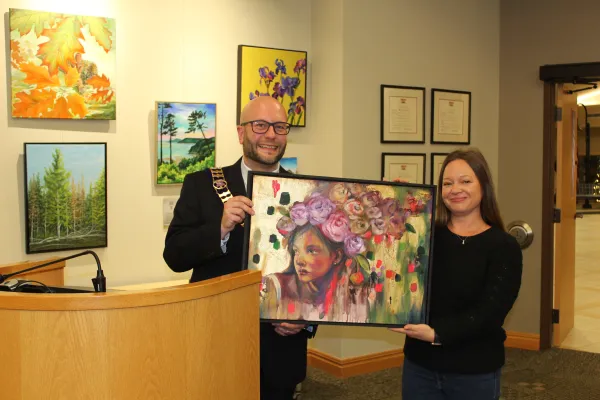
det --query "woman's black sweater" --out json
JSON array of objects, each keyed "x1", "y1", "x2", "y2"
[{"x1": 403, "y1": 225, "x2": 523, "y2": 374}]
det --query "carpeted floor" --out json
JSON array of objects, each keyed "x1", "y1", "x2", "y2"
[{"x1": 301, "y1": 348, "x2": 600, "y2": 399}]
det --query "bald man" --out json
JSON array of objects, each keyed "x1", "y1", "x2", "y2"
[{"x1": 164, "y1": 96, "x2": 314, "y2": 400}]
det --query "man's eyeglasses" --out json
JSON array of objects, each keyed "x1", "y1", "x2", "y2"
[{"x1": 241, "y1": 120, "x2": 291, "y2": 135}]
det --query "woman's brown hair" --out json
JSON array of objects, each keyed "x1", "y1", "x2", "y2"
[{"x1": 435, "y1": 147, "x2": 505, "y2": 231}]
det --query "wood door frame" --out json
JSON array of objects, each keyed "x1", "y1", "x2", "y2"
[{"x1": 539, "y1": 62, "x2": 600, "y2": 350}]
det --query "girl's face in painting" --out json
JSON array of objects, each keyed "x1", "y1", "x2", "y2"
[{"x1": 292, "y1": 228, "x2": 341, "y2": 283}]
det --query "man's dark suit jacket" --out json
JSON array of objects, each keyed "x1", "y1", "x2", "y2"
[{"x1": 163, "y1": 157, "x2": 312, "y2": 389}]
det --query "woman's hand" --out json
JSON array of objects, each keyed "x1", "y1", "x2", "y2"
[
  {"x1": 389, "y1": 324, "x2": 435, "y2": 343},
  {"x1": 273, "y1": 322, "x2": 306, "y2": 336}
]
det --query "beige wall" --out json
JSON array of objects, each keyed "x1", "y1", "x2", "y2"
[
  {"x1": 0, "y1": 0, "x2": 321, "y2": 285},
  {"x1": 499, "y1": 0, "x2": 600, "y2": 334},
  {"x1": 309, "y1": 0, "x2": 501, "y2": 359}
]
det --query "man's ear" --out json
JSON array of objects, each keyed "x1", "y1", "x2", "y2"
[{"x1": 237, "y1": 125, "x2": 246, "y2": 144}]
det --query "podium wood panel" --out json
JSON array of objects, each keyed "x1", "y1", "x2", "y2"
[
  {"x1": 0, "y1": 270, "x2": 261, "y2": 400},
  {"x1": 0, "y1": 258, "x2": 65, "y2": 286}
]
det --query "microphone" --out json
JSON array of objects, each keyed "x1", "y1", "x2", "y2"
[{"x1": 0, "y1": 250, "x2": 106, "y2": 292}]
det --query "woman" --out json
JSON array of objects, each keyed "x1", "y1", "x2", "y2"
[{"x1": 391, "y1": 147, "x2": 523, "y2": 400}]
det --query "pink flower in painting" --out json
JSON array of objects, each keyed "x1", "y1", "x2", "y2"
[
  {"x1": 370, "y1": 218, "x2": 387, "y2": 235},
  {"x1": 343, "y1": 199, "x2": 365, "y2": 220},
  {"x1": 375, "y1": 283, "x2": 383, "y2": 293},
  {"x1": 350, "y1": 218, "x2": 370, "y2": 236},
  {"x1": 306, "y1": 193, "x2": 336, "y2": 225},
  {"x1": 365, "y1": 206, "x2": 382, "y2": 220},
  {"x1": 343, "y1": 234, "x2": 365, "y2": 256},
  {"x1": 290, "y1": 202, "x2": 309, "y2": 226},
  {"x1": 321, "y1": 211, "x2": 350, "y2": 243},
  {"x1": 410, "y1": 282, "x2": 418, "y2": 292},
  {"x1": 328, "y1": 183, "x2": 350, "y2": 205},
  {"x1": 387, "y1": 215, "x2": 406, "y2": 239},
  {"x1": 408, "y1": 262, "x2": 416, "y2": 273},
  {"x1": 360, "y1": 191, "x2": 382, "y2": 208},
  {"x1": 277, "y1": 216, "x2": 296, "y2": 236},
  {"x1": 379, "y1": 197, "x2": 402, "y2": 218},
  {"x1": 345, "y1": 182, "x2": 366, "y2": 197}
]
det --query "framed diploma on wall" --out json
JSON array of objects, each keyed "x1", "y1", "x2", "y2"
[
  {"x1": 380, "y1": 85, "x2": 425, "y2": 143},
  {"x1": 381, "y1": 153, "x2": 426, "y2": 184},
  {"x1": 430, "y1": 152, "x2": 449, "y2": 185},
  {"x1": 431, "y1": 89, "x2": 471, "y2": 144}
]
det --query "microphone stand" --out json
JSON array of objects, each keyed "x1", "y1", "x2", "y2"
[{"x1": 0, "y1": 250, "x2": 106, "y2": 292}]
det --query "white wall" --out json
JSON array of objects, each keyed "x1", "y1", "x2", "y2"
[{"x1": 0, "y1": 0, "x2": 319, "y2": 286}]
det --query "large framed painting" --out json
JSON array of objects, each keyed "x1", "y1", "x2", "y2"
[
  {"x1": 237, "y1": 45, "x2": 307, "y2": 127},
  {"x1": 156, "y1": 101, "x2": 216, "y2": 185},
  {"x1": 24, "y1": 143, "x2": 107, "y2": 254},
  {"x1": 242, "y1": 172, "x2": 435, "y2": 327},
  {"x1": 9, "y1": 8, "x2": 116, "y2": 119}
]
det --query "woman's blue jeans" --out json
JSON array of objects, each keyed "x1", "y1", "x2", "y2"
[{"x1": 402, "y1": 358, "x2": 501, "y2": 400}]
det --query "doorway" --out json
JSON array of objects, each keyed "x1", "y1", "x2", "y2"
[{"x1": 540, "y1": 62, "x2": 600, "y2": 350}]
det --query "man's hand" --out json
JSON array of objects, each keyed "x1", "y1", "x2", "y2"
[
  {"x1": 273, "y1": 322, "x2": 306, "y2": 336},
  {"x1": 389, "y1": 324, "x2": 435, "y2": 343},
  {"x1": 221, "y1": 196, "x2": 254, "y2": 239}
]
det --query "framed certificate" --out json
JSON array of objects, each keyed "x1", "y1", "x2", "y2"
[
  {"x1": 381, "y1": 153, "x2": 426, "y2": 184},
  {"x1": 430, "y1": 153, "x2": 449, "y2": 185},
  {"x1": 381, "y1": 85, "x2": 425, "y2": 143},
  {"x1": 431, "y1": 89, "x2": 471, "y2": 144}
]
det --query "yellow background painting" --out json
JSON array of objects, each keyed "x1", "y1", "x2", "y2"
[{"x1": 238, "y1": 45, "x2": 307, "y2": 127}]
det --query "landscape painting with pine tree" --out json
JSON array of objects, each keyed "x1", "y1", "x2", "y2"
[
  {"x1": 24, "y1": 143, "x2": 107, "y2": 254},
  {"x1": 156, "y1": 102, "x2": 216, "y2": 184}
]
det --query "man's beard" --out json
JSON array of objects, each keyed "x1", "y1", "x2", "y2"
[{"x1": 243, "y1": 139, "x2": 286, "y2": 167}]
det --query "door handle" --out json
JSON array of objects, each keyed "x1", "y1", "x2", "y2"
[{"x1": 575, "y1": 213, "x2": 583, "y2": 219}]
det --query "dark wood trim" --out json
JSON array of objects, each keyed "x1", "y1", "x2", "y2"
[
  {"x1": 540, "y1": 82, "x2": 556, "y2": 350},
  {"x1": 539, "y1": 62, "x2": 600, "y2": 82}
]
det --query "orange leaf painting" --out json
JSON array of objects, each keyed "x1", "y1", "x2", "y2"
[
  {"x1": 10, "y1": 40, "x2": 24, "y2": 68},
  {"x1": 38, "y1": 17, "x2": 85, "y2": 76},
  {"x1": 50, "y1": 94, "x2": 87, "y2": 119},
  {"x1": 9, "y1": 8, "x2": 116, "y2": 119},
  {"x1": 13, "y1": 90, "x2": 56, "y2": 118},
  {"x1": 64, "y1": 66, "x2": 80, "y2": 87},
  {"x1": 20, "y1": 63, "x2": 60, "y2": 89}
]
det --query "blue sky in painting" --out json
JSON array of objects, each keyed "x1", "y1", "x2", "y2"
[
  {"x1": 25, "y1": 144, "x2": 105, "y2": 193},
  {"x1": 157, "y1": 102, "x2": 216, "y2": 139},
  {"x1": 281, "y1": 157, "x2": 297, "y2": 174}
]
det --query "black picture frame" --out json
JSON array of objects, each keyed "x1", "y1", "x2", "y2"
[
  {"x1": 381, "y1": 152, "x2": 426, "y2": 184},
  {"x1": 431, "y1": 88, "x2": 471, "y2": 144},
  {"x1": 380, "y1": 85, "x2": 426, "y2": 143},
  {"x1": 237, "y1": 45, "x2": 308, "y2": 127},
  {"x1": 430, "y1": 152, "x2": 450, "y2": 186},
  {"x1": 242, "y1": 171, "x2": 436, "y2": 327},
  {"x1": 24, "y1": 143, "x2": 108, "y2": 254}
]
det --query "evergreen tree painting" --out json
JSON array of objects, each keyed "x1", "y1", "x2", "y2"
[{"x1": 24, "y1": 143, "x2": 107, "y2": 253}]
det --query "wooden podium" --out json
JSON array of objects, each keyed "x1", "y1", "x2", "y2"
[{"x1": 0, "y1": 260, "x2": 261, "y2": 400}]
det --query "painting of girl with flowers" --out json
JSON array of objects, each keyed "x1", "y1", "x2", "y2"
[
  {"x1": 237, "y1": 45, "x2": 307, "y2": 127},
  {"x1": 243, "y1": 173, "x2": 436, "y2": 327}
]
